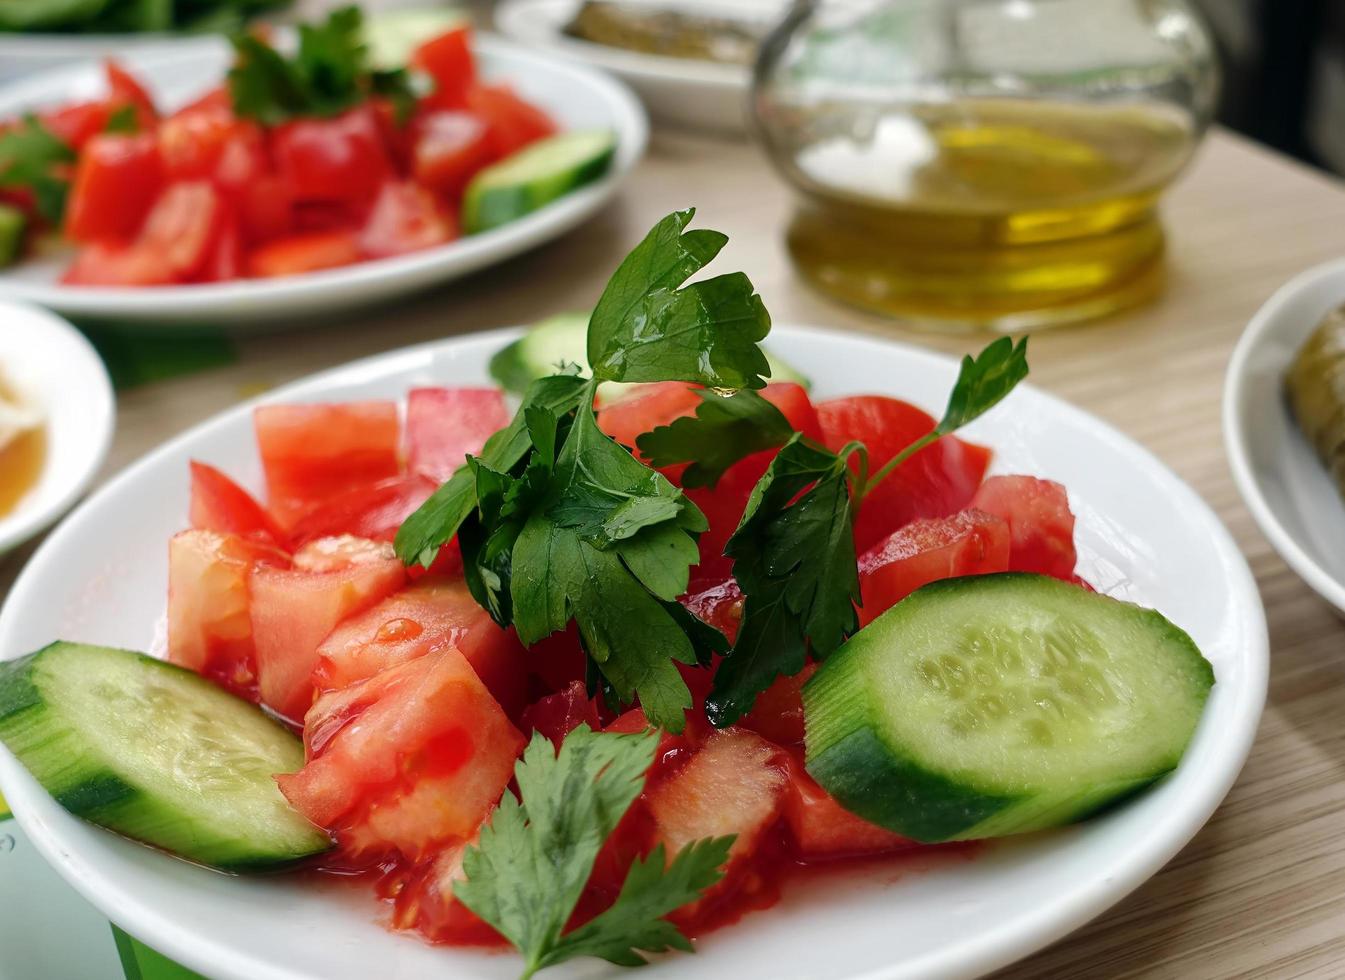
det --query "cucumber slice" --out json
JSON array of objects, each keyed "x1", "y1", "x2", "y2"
[
  {"x1": 0, "y1": 204, "x2": 25, "y2": 269},
  {"x1": 462, "y1": 130, "x2": 616, "y2": 234},
  {"x1": 804, "y1": 574, "x2": 1214, "y2": 843},
  {"x1": 490, "y1": 310, "x2": 812, "y2": 398},
  {"x1": 364, "y1": 7, "x2": 468, "y2": 69},
  {"x1": 0, "y1": 642, "x2": 331, "y2": 870}
]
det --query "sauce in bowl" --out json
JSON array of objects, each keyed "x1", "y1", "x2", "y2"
[{"x1": 0, "y1": 374, "x2": 44, "y2": 519}]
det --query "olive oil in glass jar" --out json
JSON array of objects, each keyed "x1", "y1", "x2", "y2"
[{"x1": 751, "y1": 0, "x2": 1217, "y2": 330}]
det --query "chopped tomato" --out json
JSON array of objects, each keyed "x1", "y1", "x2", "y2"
[
  {"x1": 157, "y1": 105, "x2": 264, "y2": 186},
  {"x1": 288, "y1": 473, "x2": 437, "y2": 547},
  {"x1": 238, "y1": 175, "x2": 293, "y2": 244},
  {"x1": 858, "y1": 509, "x2": 1010, "y2": 625},
  {"x1": 596, "y1": 382, "x2": 702, "y2": 449},
  {"x1": 61, "y1": 242, "x2": 174, "y2": 286},
  {"x1": 467, "y1": 84, "x2": 557, "y2": 158},
  {"x1": 247, "y1": 230, "x2": 361, "y2": 278},
  {"x1": 391, "y1": 840, "x2": 501, "y2": 945},
  {"x1": 522, "y1": 623, "x2": 588, "y2": 693},
  {"x1": 172, "y1": 86, "x2": 231, "y2": 117},
  {"x1": 405, "y1": 386, "x2": 510, "y2": 482},
  {"x1": 272, "y1": 106, "x2": 393, "y2": 206},
  {"x1": 783, "y1": 758, "x2": 912, "y2": 859},
  {"x1": 198, "y1": 210, "x2": 244, "y2": 282},
  {"x1": 136, "y1": 181, "x2": 225, "y2": 280},
  {"x1": 39, "y1": 102, "x2": 110, "y2": 150},
  {"x1": 739, "y1": 663, "x2": 816, "y2": 746},
  {"x1": 645, "y1": 729, "x2": 789, "y2": 926},
  {"x1": 681, "y1": 578, "x2": 744, "y2": 644},
  {"x1": 359, "y1": 181, "x2": 455, "y2": 259},
  {"x1": 166, "y1": 529, "x2": 287, "y2": 702},
  {"x1": 818, "y1": 396, "x2": 992, "y2": 553},
  {"x1": 250, "y1": 540, "x2": 405, "y2": 721},
  {"x1": 65, "y1": 132, "x2": 163, "y2": 243},
  {"x1": 104, "y1": 61, "x2": 157, "y2": 127},
  {"x1": 276, "y1": 647, "x2": 525, "y2": 863},
  {"x1": 188, "y1": 460, "x2": 289, "y2": 548},
  {"x1": 520, "y1": 679, "x2": 602, "y2": 745},
  {"x1": 314, "y1": 576, "x2": 528, "y2": 716},
  {"x1": 291, "y1": 534, "x2": 397, "y2": 573},
  {"x1": 410, "y1": 111, "x2": 493, "y2": 197},
  {"x1": 970, "y1": 475, "x2": 1077, "y2": 580},
  {"x1": 254, "y1": 400, "x2": 401, "y2": 528},
  {"x1": 414, "y1": 27, "x2": 476, "y2": 109}
]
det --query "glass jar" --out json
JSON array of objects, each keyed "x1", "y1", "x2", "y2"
[{"x1": 750, "y1": 0, "x2": 1218, "y2": 331}]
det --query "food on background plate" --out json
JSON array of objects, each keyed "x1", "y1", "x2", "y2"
[
  {"x1": 0, "y1": 210, "x2": 1213, "y2": 977},
  {"x1": 0, "y1": 7, "x2": 615, "y2": 283},
  {"x1": 0, "y1": 0, "x2": 287, "y2": 33},
  {"x1": 0, "y1": 367, "x2": 44, "y2": 519},
  {"x1": 1287, "y1": 304, "x2": 1345, "y2": 496},
  {"x1": 563, "y1": 0, "x2": 765, "y2": 65}
]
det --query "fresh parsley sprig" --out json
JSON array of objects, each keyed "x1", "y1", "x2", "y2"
[
  {"x1": 0, "y1": 115, "x2": 75, "y2": 225},
  {"x1": 636, "y1": 388, "x2": 795, "y2": 488},
  {"x1": 455, "y1": 725, "x2": 734, "y2": 979},
  {"x1": 228, "y1": 6, "x2": 417, "y2": 126},
  {"x1": 707, "y1": 337, "x2": 1030, "y2": 725}
]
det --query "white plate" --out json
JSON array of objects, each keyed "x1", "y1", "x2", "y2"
[
  {"x1": 496, "y1": 0, "x2": 780, "y2": 135},
  {"x1": 0, "y1": 325, "x2": 1266, "y2": 980},
  {"x1": 0, "y1": 37, "x2": 647, "y2": 327},
  {"x1": 1225, "y1": 257, "x2": 1345, "y2": 614},
  {"x1": 0, "y1": 301, "x2": 114, "y2": 556}
]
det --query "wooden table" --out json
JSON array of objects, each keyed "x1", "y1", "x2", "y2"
[{"x1": 5, "y1": 126, "x2": 1345, "y2": 978}]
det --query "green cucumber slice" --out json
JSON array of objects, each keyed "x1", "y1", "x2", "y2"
[
  {"x1": 463, "y1": 130, "x2": 616, "y2": 234},
  {"x1": 0, "y1": 204, "x2": 25, "y2": 268},
  {"x1": 0, "y1": 642, "x2": 330, "y2": 870},
  {"x1": 490, "y1": 310, "x2": 812, "y2": 399},
  {"x1": 804, "y1": 574, "x2": 1214, "y2": 843}
]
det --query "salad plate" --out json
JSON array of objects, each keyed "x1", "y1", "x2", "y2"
[
  {"x1": 0, "y1": 36, "x2": 646, "y2": 328},
  {"x1": 1225, "y1": 257, "x2": 1345, "y2": 615},
  {"x1": 0, "y1": 323, "x2": 1266, "y2": 980}
]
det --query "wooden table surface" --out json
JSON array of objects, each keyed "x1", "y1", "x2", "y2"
[{"x1": 5, "y1": 126, "x2": 1345, "y2": 978}]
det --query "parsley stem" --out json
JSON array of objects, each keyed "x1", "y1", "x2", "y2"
[{"x1": 857, "y1": 432, "x2": 939, "y2": 503}]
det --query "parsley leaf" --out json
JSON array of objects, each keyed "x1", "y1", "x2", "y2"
[
  {"x1": 636, "y1": 388, "x2": 795, "y2": 488},
  {"x1": 394, "y1": 373, "x2": 589, "y2": 569},
  {"x1": 587, "y1": 208, "x2": 772, "y2": 391},
  {"x1": 706, "y1": 436, "x2": 860, "y2": 726},
  {"x1": 0, "y1": 115, "x2": 75, "y2": 225},
  {"x1": 103, "y1": 105, "x2": 139, "y2": 135},
  {"x1": 227, "y1": 6, "x2": 418, "y2": 126},
  {"x1": 454, "y1": 726, "x2": 733, "y2": 979},
  {"x1": 512, "y1": 393, "x2": 710, "y2": 730},
  {"x1": 937, "y1": 336, "x2": 1030, "y2": 435}
]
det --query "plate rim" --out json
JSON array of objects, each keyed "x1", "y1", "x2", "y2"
[
  {"x1": 1223, "y1": 255, "x2": 1345, "y2": 615},
  {"x1": 0, "y1": 323, "x2": 1268, "y2": 980},
  {"x1": 0, "y1": 35, "x2": 649, "y2": 325}
]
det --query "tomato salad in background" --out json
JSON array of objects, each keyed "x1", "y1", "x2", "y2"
[
  {"x1": 0, "y1": 7, "x2": 615, "y2": 285},
  {"x1": 0, "y1": 212, "x2": 1213, "y2": 978}
]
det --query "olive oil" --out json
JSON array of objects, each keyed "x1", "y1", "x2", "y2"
[{"x1": 779, "y1": 99, "x2": 1196, "y2": 329}]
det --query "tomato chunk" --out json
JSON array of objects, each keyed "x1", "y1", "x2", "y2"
[
  {"x1": 739, "y1": 663, "x2": 816, "y2": 747},
  {"x1": 596, "y1": 382, "x2": 702, "y2": 449},
  {"x1": 40, "y1": 101, "x2": 110, "y2": 151},
  {"x1": 392, "y1": 840, "x2": 501, "y2": 945},
  {"x1": 359, "y1": 181, "x2": 455, "y2": 260},
  {"x1": 166, "y1": 529, "x2": 287, "y2": 702},
  {"x1": 250, "y1": 541, "x2": 405, "y2": 721},
  {"x1": 414, "y1": 27, "x2": 477, "y2": 109},
  {"x1": 818, "y1": 396, "x2": 992, "y2": 553},
  {"x1": 254, "y1": 401, "x2": 401, "y2": 528},
  {"x1": 783, "y1": 758, "x2": 911, "y2": 859},
  {"x1": 406, "y1": 386, "x2": 510, "y2": 482},
  {"x1": 277, "y1": 647, "x2": 524, "y2": 863},
  {"x1": 272, "y1": 106, "x2": 393, "y2": 207},
  {"x1": 970, "y1": 475, "x2": 1078, "y2": 581},
  {"x1": 520, "y1": 680, "x2": 602, "y2": 745},
  {"x1": 157, "y1": 105, "x2": 264, "y2": 188},
  {"x1": 62, "y1": 242, "x2": 174, "y2": 286},
  {"x1": 104, "y1": 60, "x2": 157, "y2": 126},
  {"x1": 857, "y1": 509, "x2": 1010, "y2": 626},
  {"x1": 188, "y1": 460, "x2": 289, "y2": 548},
  {"x1": 247, "y1": 230, "x2": 361, "y2": 278},
  {"x1": 466, "y1": 84, "x2": 556, "y2": 158},
  {"x1": 410, "y1": 111, "x2": 493, "y2": 197},
  {"x1": 137, "y1": 181, "x2": 225, "y2": 280},
  {"x1": 288, "y1": 473, "x2": 436, "y2": 547},
  {"x1": 314, "y1": 577, "x2": 527, "y2": 716},
  {"x1": 65, "y1": 132, "x2": 163, "y2": 243}
]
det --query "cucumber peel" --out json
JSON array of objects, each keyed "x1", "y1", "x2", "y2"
[
  {"x1": 804, "y1": 574, "x2": 1214, "y2": 843},
  {"x1": 0, "y1": 642, "x2": 331, "y2": 870},
  {"x1": 463, "y1": 130, "x2": 616, "y2": 234}
]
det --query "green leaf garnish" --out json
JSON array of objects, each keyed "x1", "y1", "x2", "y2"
[
  {"x1": 0, "y1": 115, "x2": 75, "y2": 225},
  {"x1": 227, "y1": 6, "x2": 418, "y2": 126},
  {"x1": 103, "y1": 104, "x2": 139, "y2": 135},
  {"x1": 455, "y1": 726, "x2": 733, "y2": 979},
  {"x1": 587, "y1": 208, "x2": 771, "y2": 391},
  {"x1": 706, "y1": 436, "x2": 860, "y2": 726},
  {"x1": 636, "y1": 388, "x2": 795, "y2": 488},
  {"x1": 936, "y1": 336, "x2": 1030, "y2": 435}
]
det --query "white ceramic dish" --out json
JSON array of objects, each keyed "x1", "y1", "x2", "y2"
[
  {"x1": 0, "y1": 31, "x2": 176, "y2": 84},
  {"x1": 496, "y1": 0, "x2": 781, "y2": 135},
  {"x1": 0, "y1": 37, "x2": 647, "y2": 327},
  {"x1": 1225, "y1": 257, "x2": 1345, "y2": 615},
  {"x1": 0, "y1": 301, "x2": 114, "y2": 556},
  {"x1": 0, "y1": 325, "x2": 1265, "y2": 980}
]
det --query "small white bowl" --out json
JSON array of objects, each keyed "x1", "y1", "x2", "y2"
[
  {"x1": 0, "y1": 302, "x2": 115, "y2": 556},
  {"x1": 1225, "y1": 256, "x2": 1345, "y2": 614}
]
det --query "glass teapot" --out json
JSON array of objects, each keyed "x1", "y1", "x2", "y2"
[{"x1": 750, "y1": 0, "x2": 1218, "y2": 330}]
